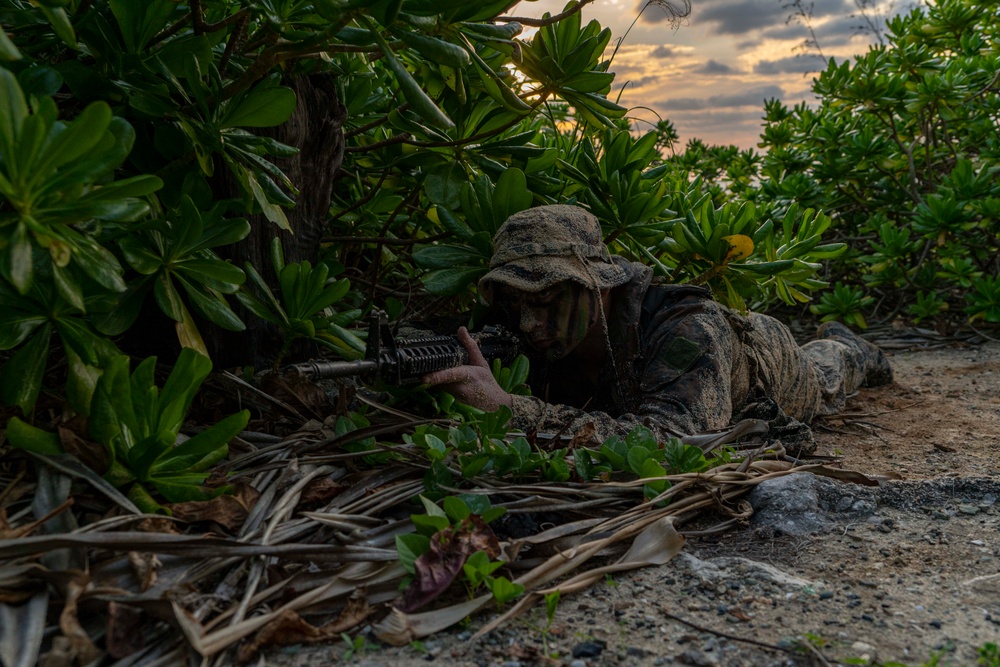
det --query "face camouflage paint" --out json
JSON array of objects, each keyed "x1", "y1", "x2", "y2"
[{"x1": 506, "y1": 281, "x2": 602, "y2": 360}]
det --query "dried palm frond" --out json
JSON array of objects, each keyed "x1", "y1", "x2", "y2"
[{"x1": 0, "y1": 408, "x2": 876, "y2": 666}]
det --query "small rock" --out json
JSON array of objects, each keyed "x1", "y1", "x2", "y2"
[
  {"x1": 850, "y1": 641, "x2": 878, "y2": 663},
  {"x1": 929, "y1": 620, "x2": 943, "y2": 629},
  {"x1": 958, "y1": 504, "x2": 980, "y2": 515},
  {"x1": 501, "y1": 661, "x2": 522, "y2": 667},
  {"x1": 676, "y1": 649, "x2": 719, "y2": 666},
  {"x1": 570, "y1": 661, "x2": 587, "y2": 667},
  {"x1": 571, "y1": 640, "x2": 606, "y2": 659}
]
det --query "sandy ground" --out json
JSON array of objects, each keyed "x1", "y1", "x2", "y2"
[{"x1": 266, "y1": 337, "x2": 1000, "y2": 667}]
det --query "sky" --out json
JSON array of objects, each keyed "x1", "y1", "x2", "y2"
[{"x1": 512, "y1": 0, "x2": 902, "y2": 149}]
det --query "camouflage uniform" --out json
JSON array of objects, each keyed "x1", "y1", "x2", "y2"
[{"x1": 479, "y1": 205, "x2": 893, "y2": 454}]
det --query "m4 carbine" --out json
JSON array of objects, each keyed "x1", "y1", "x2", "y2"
[{"x1": 290, "y1": 310, "x2": 520, "y2": 385}]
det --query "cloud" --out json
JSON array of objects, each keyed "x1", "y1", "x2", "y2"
[
  {"x1": 754, "y1": 55, "x2": 827, "y2": 75},
  {"x1": 651, "y1": 45, "x2": 679, "y2": 58},
  {"x1": 636, "y1": 0, "x2": 693, "y2": 24},
  {"x1": 613, "y1": 75, "x2": 661, "y2": 90},
  {"x1": 659, "y1": 84, "x2": 785, "y2": 111},
  {"x1": 695, "y1": 59, "x2": 735, "y2": 74},
  {"x1": 694, "y1": 0, "x2": 852, "y2": 35}
]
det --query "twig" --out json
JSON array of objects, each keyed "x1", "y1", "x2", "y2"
[
  {"x1": 344, "y1": 133, "x2": 411, "y2": 152},
  {"x1": 817, "y1": 399, "x2": 925, "y2": 421},
  {"x1": 322, "y1": 232, "x2": 452, "y2": 246},
  {"x1": 796, "y1": 635, "x2": 834, "y2": 666},
  {"x1": 150, "y1": 14, "x2": 191, "y2": 46},
  {"x1": 329, "y1": 170, "x2": 389, "y2": 223},
  {"x1": 220, "y1": 371, "x2": 307, "y2": 422},
  {"x1": 658, "y1": 606, "x2": 796, "y2": 655},
  {"x1": 968, "y1": 322, "x2": 1000, "y2": 343},
  {"x1": 346, "y1": 109, "x2": 407, "y2": 138},
  {"x1": 497, "y1": 0, "x2": 596, "y2": 27}
]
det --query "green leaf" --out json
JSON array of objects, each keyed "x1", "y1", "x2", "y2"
[
  {"x1": 366, "y1": 19, "x2": 455, "y2": 130},
  {"x1": 0, "y1": 27, "x2": 22, "y2": 61},
  {"x1": 492, "y1": 168, "x2": 531, "y2": 221},
  {"x1": 154, "y1": 273, "x2": 185, "y2": 321},
  {"x1": 151, "y1": 473, "x2": 219, "y2": 503},
  {"x1": 9, "y1": 222, "x2": 33, "y2": 294},
  {"x1": 245, "y1": 169, "x2": 291, "y2": 231},
  {"x1": 396, "y1": 31, "x2": 470, "y2": 68},
  {"x1": 40, "y1": 6, "x2": 77, "y2": 49},
  {"x1": 411, "y1": 513, "x2": 450, "y2": 536},
  {"x1": 487, "y1": 575, "x2": 524, "y2": 605},
  {"x1": 156, "y1": 348, "x2": 211, "y2": 437},
  {"x1": 6, "y1": 417, "x2": 63, "y2": 455},
  {"x1": 442, "y1": 496, "x2": 471, "y2": 522},
  {"x1": 109, "y1": 0, "x2": 175, "y2": 53},
  {"x1": 420, "y1": 267, "x2": 487, "y2": 296},
  {"x1": 0, "y1": 69, "x2": 28, "y2": 153},
  {"x1": 412, "y1": 244, "x2": 487, "y2": 269},
  {"x1": 396, "y1": 533, "x2": 430, "y2": 574},
  {"x1": 0, "y1": 324, "x2": 51, "y2": 414},
  {"x1": 0, "y1": 308, "x2": 46, "y2": 350},
  {"x1": 153, "y1": 410, "x2": 249, "y2": 474},
  {"x1": 30, "y1": 102, "x2": 112, "y2": 182},
  {"x1": 219, "y1": 86, "x2": 297, "y2": 129}
]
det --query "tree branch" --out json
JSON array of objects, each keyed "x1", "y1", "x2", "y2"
[
  {"x1": 497, "y1": 0, "x2": 596, "y2": 27},
  {"x1": 323, "y1": 232, "x2": 453, "y2": 245}
]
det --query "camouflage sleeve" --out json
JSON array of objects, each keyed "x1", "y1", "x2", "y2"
[
  {"x1": 508, "y1": 301, "x2": 742, "y2": 444},
  {"x1": 508, "y1": 394, "x2": 687, "y2": 443}
]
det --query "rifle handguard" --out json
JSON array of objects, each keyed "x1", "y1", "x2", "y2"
[{"x1": 291, "y1": 320, "x2": 520, "y2": 385}]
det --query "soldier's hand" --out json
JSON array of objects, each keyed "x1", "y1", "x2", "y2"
[{"x1": 423, "y1": 327, "x2": 513, "y2": 412}]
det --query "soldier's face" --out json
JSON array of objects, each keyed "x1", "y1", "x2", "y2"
[{"x1": 504, "y1": 281, "x2": 601, "y2": 359}]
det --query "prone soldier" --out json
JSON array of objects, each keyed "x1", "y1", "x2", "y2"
[{"x1": 423, "y1": 205, "x2": 893, "y2": 453}]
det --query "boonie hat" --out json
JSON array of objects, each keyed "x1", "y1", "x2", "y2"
[{"x1": 478, "y1": 205, "x2": 631, "y2": 303}]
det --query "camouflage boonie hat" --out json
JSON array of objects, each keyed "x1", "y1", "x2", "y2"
[{"x1": 478, "y1": 205, "x2": 631, "y2": 303}]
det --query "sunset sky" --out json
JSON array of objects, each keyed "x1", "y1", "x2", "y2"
[{"x1": 514, "y1": 0, "x2": 901, "y2": 149}]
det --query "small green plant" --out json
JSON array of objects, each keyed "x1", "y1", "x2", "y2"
[
  {"x1": 6, "y1": 348, "x2": 250, "y2": 512},
  {"x1": 809, "y1": 282, "x2": 875, "y2": 329},
  {"x1": 908, "y1": 290, "x2": 949, "y2": 324},
  {"x1": 462, "y1": 550, "x2": 505, "y2": 593},
  {"x1": 236, "y1": 238, "x2": 363, "y2": 366},
  {"x1": 980, "y1": 642, "x2": 1000, "y2": 667},
  {"x1": 487, "y1": 575, "x2": 525, "y2": 606},
  {"x1": 340, "y1": 632, "x2": 372, "y2": 660},
  {"x1": 576, "y1": 426, "x2": 708, "y2": 501},
  {"x1": 966, "y1": 276, "x2": 1000, "y2": 323},
  {"x1": 393, "y1": 494, "x2": 523, "y2": 611}
]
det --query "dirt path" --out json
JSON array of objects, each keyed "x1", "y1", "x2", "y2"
[{"x1": 268, "y1": 339, "x2": 1000, "y2": 667}]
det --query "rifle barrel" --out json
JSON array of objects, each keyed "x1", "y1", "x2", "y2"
[{"x1": 292, "y1": 359, "x2": 379, "y2": 379}]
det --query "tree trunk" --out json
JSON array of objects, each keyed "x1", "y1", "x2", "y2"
[{"x1": 211, "y1": 73, "x2": 348, "y2": 368}]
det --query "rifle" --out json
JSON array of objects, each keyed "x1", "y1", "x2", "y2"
[{"x1": 290, "y1": 310, "x2": 520, "y2": 385}]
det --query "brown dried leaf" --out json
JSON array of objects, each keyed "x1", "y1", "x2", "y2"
[
  {"x1": 295, "y1": 478, "x2": 346, "y2": 510},
  {"x1": 167, "y1": 483, "x2": 260, "y2": 533},
  {"x1": 398, "y1": 516, "x2": 500, "y2": 613},
  {"x1": 58, "y1": 426, "x2": 108, "y2": 474},
  {"x1": 128, "y1": 551, "x2": 161, "y2": 592},
  {"x1": 567, "y1": 422, "x2": 597, "y2": 450},
  {"x1": 261, "y1": 370, "x2": 330, "y2": 415},
  {"x1": 136, "y1": 517, "x2": 182, "y2": 534},
  {"x1": 106, "y1": 601, "x2": 145, "y2": 659},
  {"x1": 56, "y1": 576, "x2": 99, "y2": 665},
  {"x1": 235, "y1": 588, "x2": 371, "y2": 664}
]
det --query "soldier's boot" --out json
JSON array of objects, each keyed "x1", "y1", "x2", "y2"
[{"x1": 816, "y1": 321, "x2": 894, "y2": 387}]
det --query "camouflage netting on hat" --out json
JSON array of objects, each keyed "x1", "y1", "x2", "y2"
[{"x1": 478, "y1": 205, "x2": 631, "y2": 302}]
